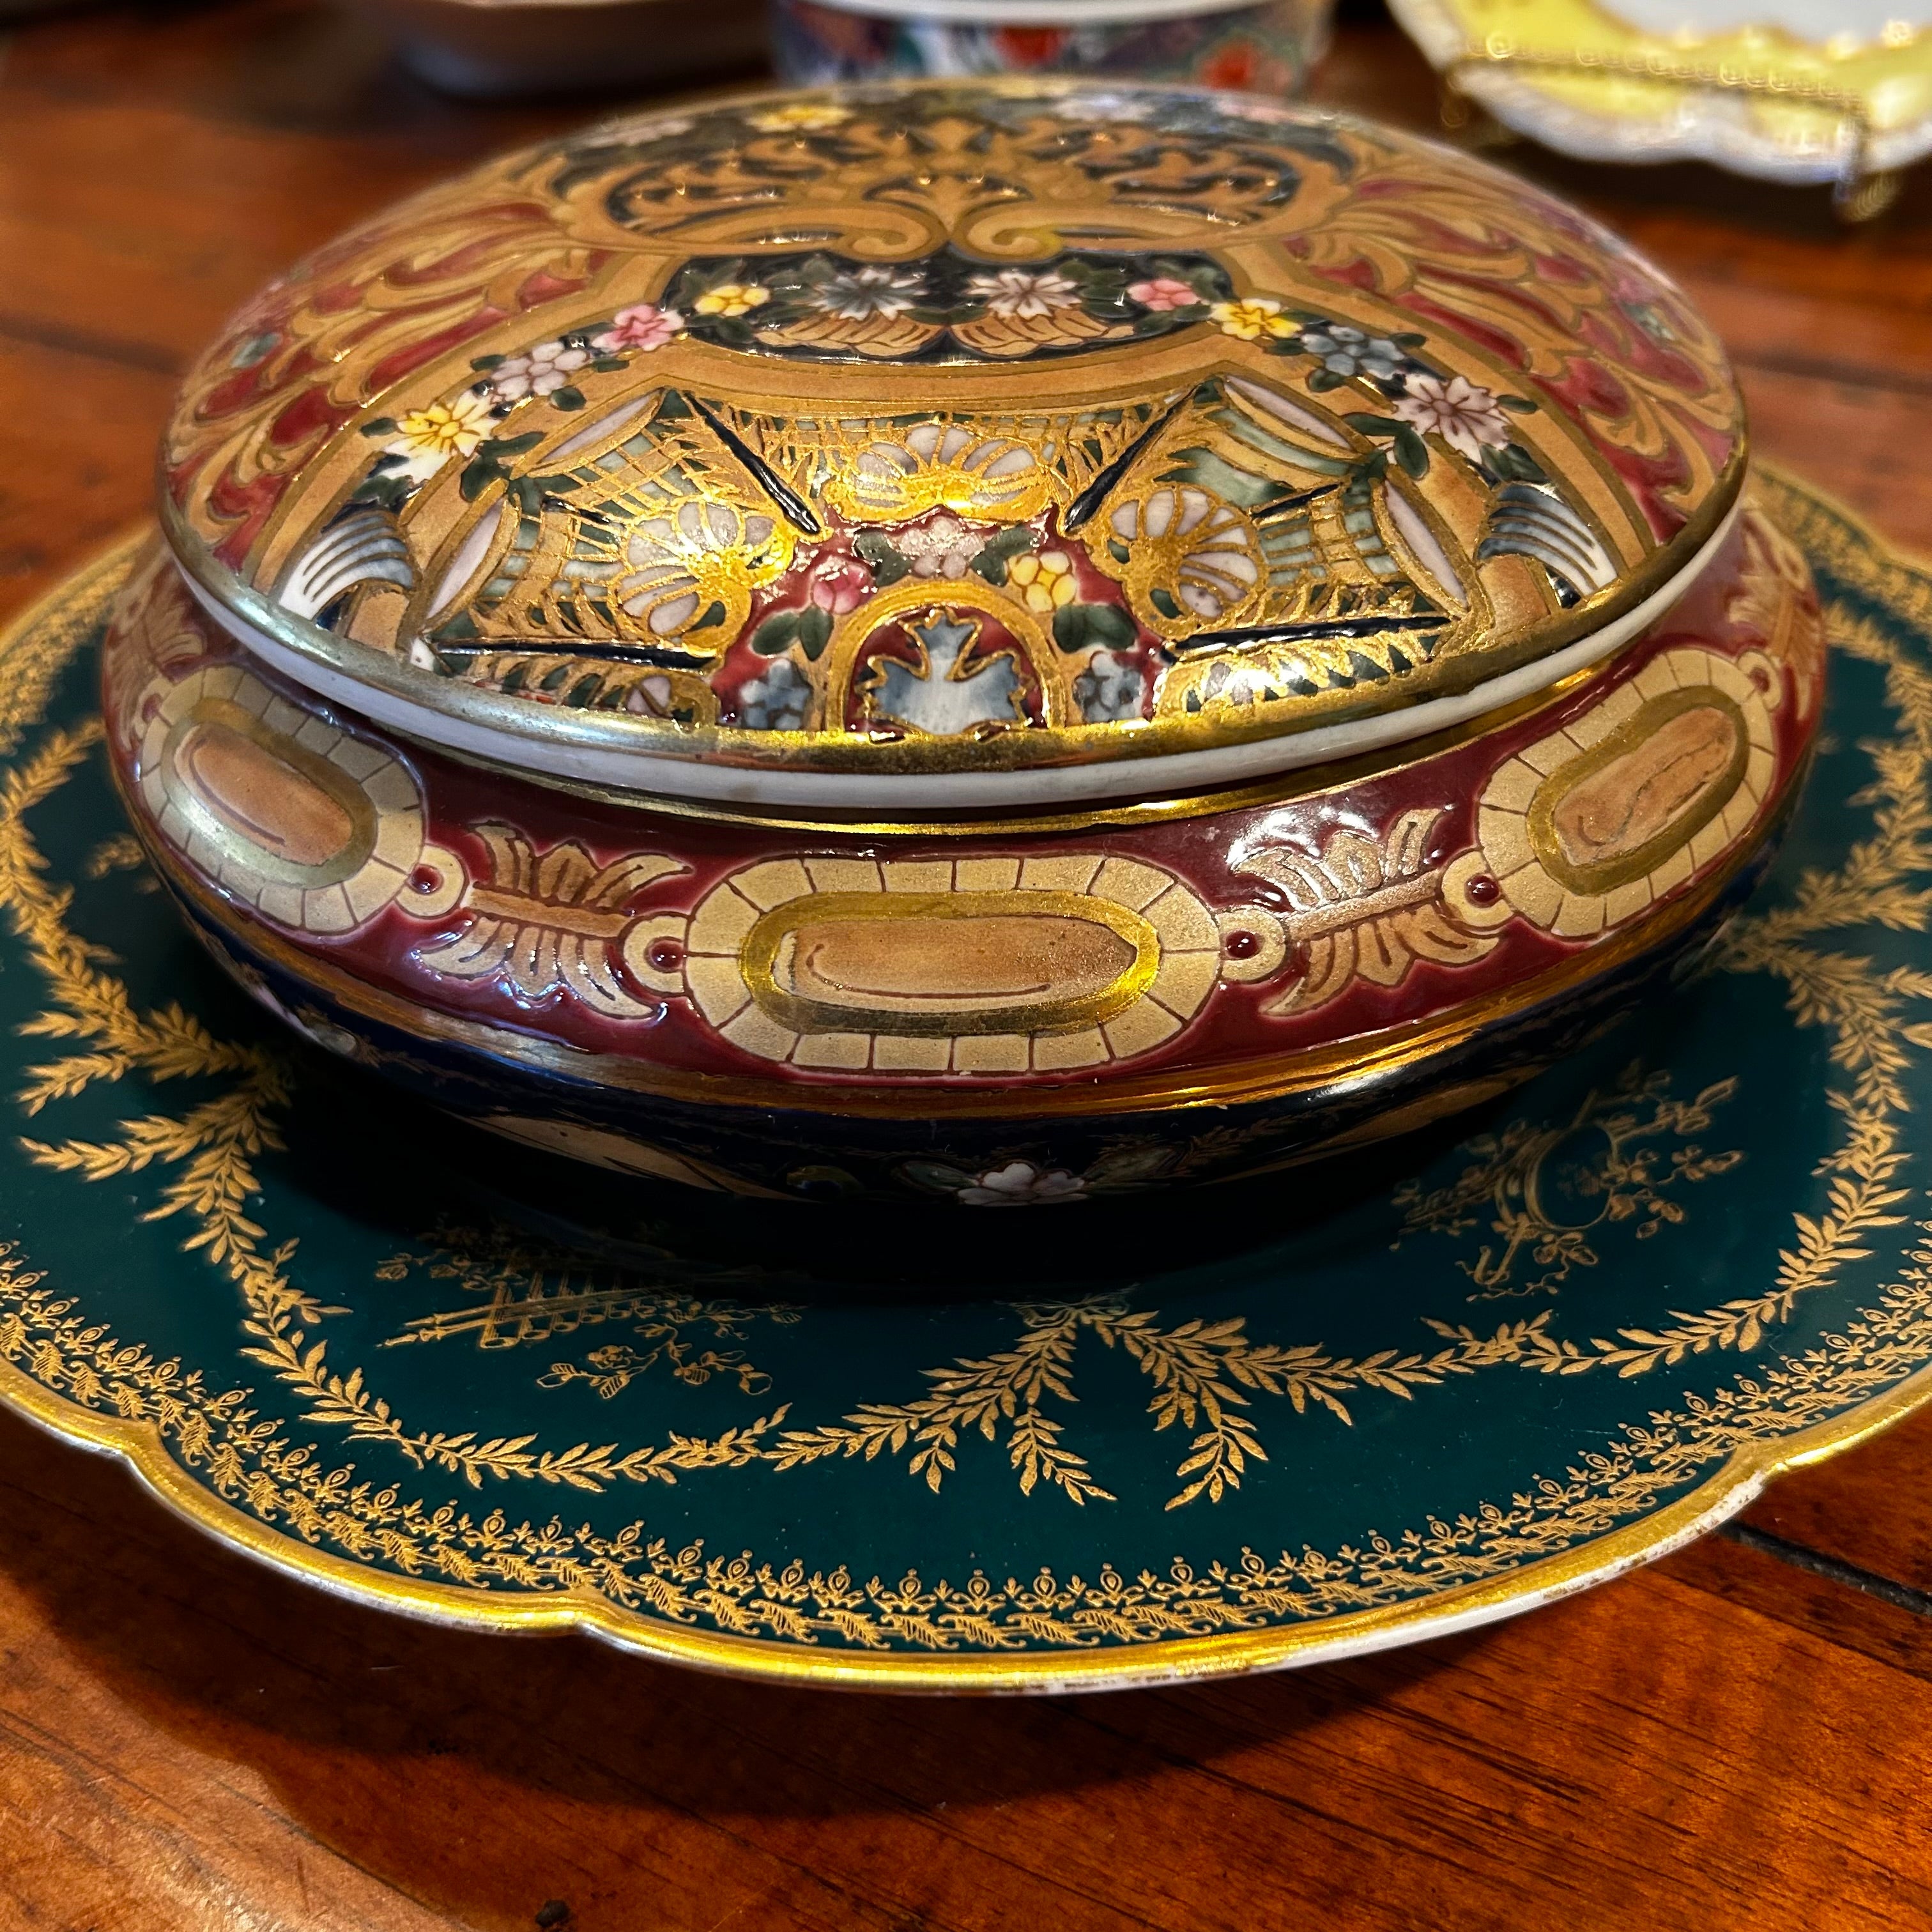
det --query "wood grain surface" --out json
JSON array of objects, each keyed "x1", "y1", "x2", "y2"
[{"x1": 5, "y1": 6, "x2": 1932, "y2": 1928}]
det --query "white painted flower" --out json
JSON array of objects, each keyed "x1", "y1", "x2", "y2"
[
  {"x1": 380, "y1": 388, "x2": 495, "y2": 484},
  {"x1": 1391, "y1": 372, "x2": 1514, "y2": 462},
  {"x1": 595, "y1": 111, "x2": 693, "y2": 144},
  {"x1": 487, "y1": 339, "x2": 592, "y2": 402},
  {"x1": 966, "y1": 269, "x2": 1082, "y2": 320},
  {"x1": 956, "y1": 1160, "x2": 1088, "y2": 1206},
  {"x1": 1074, "y1": 648, "x2": 1147, "y2": 723},
  {"x1": 738, "y1": 656, "x2": 812, "y2": 731},
  {"x1": 900, "y1": 512, "x2": 979, "y2": 579},
  {"x1": 812, "y1": 265, "x2": 925, "y2": 320}
]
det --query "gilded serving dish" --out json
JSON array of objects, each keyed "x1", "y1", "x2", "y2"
[
  {"x1": 1389, "y1": 0, "x2": 1932, "y2": 215},
  {"x1": 105, "y1": 80, "x2": 1821, "y2": 1204}
]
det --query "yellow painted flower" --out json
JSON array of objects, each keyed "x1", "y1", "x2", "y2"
[
  {"x1": 394, "y1": 389, "x2": 493, "y2": 459},
  {"x1": 1009, "y1": 549, "x2": 1077, "y2": 613},
  {"x1": 694, "y1": 282, "x2": 772, "y2": 318},
  {"x1": 1210, "y1": 298, "x2": 1296, "y2": 343},
  {"x1": 748, "y1": 103, "x2": 850, "y2": 132}
]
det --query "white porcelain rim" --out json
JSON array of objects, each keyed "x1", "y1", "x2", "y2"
[{"x1": 178, "y1": 500, "x2": 1740, "y2": 812}]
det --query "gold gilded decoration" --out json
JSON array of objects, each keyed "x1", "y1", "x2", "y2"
[
  {"x1": 1394, "y1": 1066, "x2": 1744, "y2": 1302},
  {"x1": 1462, "y1": 645, "x2": 1783, "y2": 939},
  {"x1": 772, "y1": 1295, "x2": 1542, "y2": 1509},
  {"x1": 629, "y1": 851, "x2": 1222, "y2": 1074},
  {"x1": 615, "y1": 499, "x2": 793, "y2": 649},
  {"x1": 381, "y1": 1225, "x2": 801, "y2": 1402},
  {"x1": 476, "y1": 1115, "x2": 794, "y2": 1197},
  {"x1": 548, "y1": 93, "x2": 1356, "y2": 261},
  {"x1": 1100, "y1": 486, "x2": 1266, "y2": 639},
  {"x1": 135, "y1": 662, "x2": 457, "y2": 937},
  {"x1": 821, "y1": 421, "x2": 1058, "y2": 524},
  {"x1": 422, "y1": 388, "x2": 797, "y2": 677},
  {"x1": 1731, "y1": 502, "x2": 1827, "y2": 724},
  {"x1": 414, "y1": 823, "x2": 683, "y2": 1020},
  {"x1": 160, "y1": 83, "x2": 1746, "y2": 790},
  {"x1": 1234, "y1": 806, "x2": 1499, "y2": 1016},
  {"x1": 102, "y1": 544, "x2": 211, "y2": 747},
  {"x1": 746, "y1": 891, "x2": 1156, "y2": 1039}
]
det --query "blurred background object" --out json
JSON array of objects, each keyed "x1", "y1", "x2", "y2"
[
  {"x1": 1386, "y1": 0, "x2": 1932, "y2": 218},
  {"x1": 770, "y1": 0, "x2": 1333, "y2": 91},
  {"x1": 347, "y1": 0, "x2": 769, "y2": 97}
]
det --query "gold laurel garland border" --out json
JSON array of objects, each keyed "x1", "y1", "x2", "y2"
[{"x1": 1, "y1": 489, "x2": 1931, "y2": 1690}]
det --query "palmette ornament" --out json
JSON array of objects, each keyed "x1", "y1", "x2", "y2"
[{"x1": 105, "y1": 80, "x2": 1822, "y2": 1203}]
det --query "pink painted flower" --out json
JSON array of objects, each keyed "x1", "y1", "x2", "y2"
[
  {"x1": 593, "y1": 303, "x2": 684, "y2": 354},
  {"x1": 1391, "y1": 372, "x2": 1513, "y2": 462},
  {"x1": 809, "y1": 558, "x2": 873, "y2": 615},
  {"x1": 1128, "y1": 277, "x2": 1204, "y2": 314}
]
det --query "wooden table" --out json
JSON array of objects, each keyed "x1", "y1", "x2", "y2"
[{"x1": 5, "y1": 6, "x2": 1932, "y2": 1926}]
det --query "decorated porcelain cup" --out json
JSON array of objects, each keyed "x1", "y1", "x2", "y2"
[
  {"x1": 103, "y1": 80, "x2": 1822, "y2": 1204},
  {"x1": 770, "y1": 0, "x2": 1333, "y2": 95}
]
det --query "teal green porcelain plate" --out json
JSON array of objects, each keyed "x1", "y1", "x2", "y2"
[{"x1": 5, "y1": 467, "x2": 1932, "y2": 1692}]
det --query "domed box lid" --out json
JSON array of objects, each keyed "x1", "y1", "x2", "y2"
[{"x1": 159, "y1": 80, "x2": 1745, "y2": 809}]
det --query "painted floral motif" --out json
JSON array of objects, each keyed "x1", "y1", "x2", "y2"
[
  {"x1": 898, "y1": 514, "x2": 981, "y2": 579},
  {"x1": 808, "y1": 557, "x2": 872, "y2": 615},
  {"x1": 1046, "y1": 90, "x2": 1158, "y2": 122},
  {"x1": 657, "y1": 247, "x2": 1235, "y2": 363},
  {"x1": 1295, "y1": 321, "x2": 1407, "y2": 381},
  {"x1": 956, "y1": 1161, "x2": 1089, "y2": 1206},
  {"x1": 195, "y1": 86, "x2": 1747, "y2": 769},
  {"x1": 694, "y1": 282, "x2": 771, "y2": 318},
  {"x1": 737, "y1": 656, "x2": 813, "y2": 730},
  {"x1": 1074, "y1": 648, "x2": 1149, "y2": 723},
  {"x1": 1393, "y1": 373, "x2": 1515, "y2": 463},
  {"x1": 485, "y1": 339, "x2": 593, "y2": 402},
  {"x1": 1211, "y1": 296, "x2": 1297, "y2": 342},
  {"x1": 381, "y1": 392, "x2": 493, "y2": 483},
  {"x1": 1008, "y1": 549, "x2": 1078, "y2": 614},
  {"x1": 746, "y1": 102, "x2": 850, "y2": 133},
  {"x1": 967, "y1": 269, "x2": 1082, "y2": 319},
  {"x1": 811, "y1": 266, "x2": 926, "y2": 319},
  {"x1": 1128, "y1": 277, "x2": 1206, "y2": 312},
  {"x1": 594, "y1": 303, "x2": 685, "y2": 353}
]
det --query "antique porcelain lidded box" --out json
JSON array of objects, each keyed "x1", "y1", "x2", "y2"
[{"x1": 103, "y1": 80, "x2": 1823, "y2": 1204}]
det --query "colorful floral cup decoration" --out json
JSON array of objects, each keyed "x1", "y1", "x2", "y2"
[
  {"x1": 107, "y1": 80, "x2": 1820, "y2": 1204},
  {"x1": 770, "y1": 0, "x2": 1335, "y2": 95}
]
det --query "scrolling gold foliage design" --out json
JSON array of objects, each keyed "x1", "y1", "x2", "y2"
[{"x1": 1395, "y1": 1067, "x2": 1744, "y2": 1302}]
